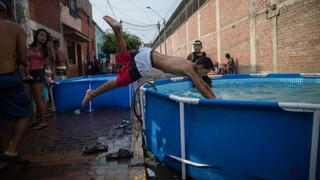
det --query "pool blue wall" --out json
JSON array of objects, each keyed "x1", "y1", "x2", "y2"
[
  {"x1": 144, "y1": 75, "x2": 320, "y2": 180},
  {"x1": 53, "y1": 75, "x2": 134, "y2": 112}
]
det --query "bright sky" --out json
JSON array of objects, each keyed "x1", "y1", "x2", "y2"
[{"x1": 89, "y1": 0, "x2": 181, "y2": 43}]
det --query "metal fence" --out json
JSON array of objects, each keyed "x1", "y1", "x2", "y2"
[{"x1": 153, "y1": 0, "x2": 208, "y2": 48}]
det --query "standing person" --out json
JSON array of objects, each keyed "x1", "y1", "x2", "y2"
[
  {"x1": 25, "y1": 29, "x2": 54, "y2": 130},
  {"x1": 93, "y1": 56, "x2": 101, "y2": 75},
  {"x1": 187, "y1": 40, "x2": 212, "y2": 86},
  {"x1": 0, "y1": 1, "x2": 31, "y2": 166},
  {"x1": 225, "y1": 53, "x2": 236, "y2": 74},
  {"x1": 82, "y1": 16, "x2": 215, "y2": 105},
  {"x1": 105, "y1": 61, "x2": 113, "y2": 74},
  {"x1": 54, "y1": 41, "x2": 68, "y2": 80},
  {"x1": 86, "y1": 59, "x2": 94, "y2": 75},
  {"x1": 187, "y1": 40, "x2": 206, "y2": 63}
]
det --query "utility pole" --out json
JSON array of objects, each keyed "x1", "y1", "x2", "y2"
[
  {"x1": 157, "y1": 21, "x2": 162, "y2": 54},
  {"x1": 147, "y1": 6, "x2": 167, "y2": 55},
  {"x1": 163, "y1": 19, "x2": 167, "y2": 55}
]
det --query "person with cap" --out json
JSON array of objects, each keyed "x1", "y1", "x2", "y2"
[
  {"x1": 187, "y1": 40, "x2": 213, "y2": 87},
  {"x1": 187, "y1": 40, "x2": 207, "y2": 63},
  {"x1": 0, "y1": 0, "x2": 32, "y2": 168}
]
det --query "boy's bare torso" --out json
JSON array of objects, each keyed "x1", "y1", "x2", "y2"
[{"x1": 0, "y1": 20, "x2": 26, "y2": 74}]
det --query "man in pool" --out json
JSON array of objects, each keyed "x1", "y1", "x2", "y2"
[{"x1": 82, "y1": 16, "x2": 215, "y2": 105}]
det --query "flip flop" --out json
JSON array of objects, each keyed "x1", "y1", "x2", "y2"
[
  {"x1": 105, "y1": 148, "x2": 133, "y2": 160},
  {"x1": 0, "y1": 154, "x2": 30, "y2": 166},
  {"x1": 83, "y1": 143, "x2": 108, "y2": 154},
  {"x1": 28, "y1": 122, "x2": 39, "y2": 128},
  {"x1": 32, "y1": 123, "x2": 49, "y2": 130},
  {"x1": 0, "y1": 161, "x2": 8, "y2": 172}
]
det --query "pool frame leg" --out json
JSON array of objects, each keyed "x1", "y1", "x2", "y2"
[
  {"x1": 88, "y1": 81, "x2": 94, "y2": 113},
  {"x1": 179, "y1": 101, "x2": 186, "y2": 179},
  {"x1": 309, "y1": 110, "x2": 320, "y2": 180}
]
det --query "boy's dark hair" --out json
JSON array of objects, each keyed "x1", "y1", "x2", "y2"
[
  {"x1": 192, "y1": 75, "x2": 212, "y2": 87},
  {"x1": 202, "y1": 75, "x2": 212, "y2": 87},
  {"x1": 196, "y1": 57, "x2": 213, "y2": 69},
  {"x1": 30, "y1": 28, "x2": 50, "y2": 58},
  {"x1": 225, "y1": 53, "x2": 231, "y2": 58}
]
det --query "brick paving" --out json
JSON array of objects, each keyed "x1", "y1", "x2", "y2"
[
  {"x1": 0, "y1": 70, "x2": 181, "y2": 180},
  {"x1": 0, "y1": 108, "x2": 140, "y2": 180}
]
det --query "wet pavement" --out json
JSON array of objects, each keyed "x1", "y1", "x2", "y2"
[
  {"x1": 0, "y1": 108, "x2": 144, "y2": 180},
  {"x1": 0, "y1": 70, "x2": 184, "y2": 180}
]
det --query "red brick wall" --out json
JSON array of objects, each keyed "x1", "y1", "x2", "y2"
[
  {"x1": 187, "y1": 13, "x2": 198, "y2": 42},
  {"x1": 277, "y1": 0, "x2": 320, "y2": 73},
  {"x1": 256, "y1": 14, "x2": 273, "y2": 72},
  {"x1": 220, "y1": 19, "x2": 250, "y2": 72},
  {"x1": 166, "y1": 36, "x2": 173, "y2": 56},
  {"x1": 161, "y1": 0, "x2": 320, "y2": 73},
  {"x1": 80, "y1": 11, "x2": 89, "y2": 37},
  {"x1": 200, "y1": 0, "x2": 216, "y2": 36},
  {"x1": 201, "y1": 34, "x2": 217, "y2": 62},
  {"x1": 219, "y1": 0, "x2": 249, "y2": 27},
  {"x1": 29, "y1": 0, "x2": 61, "y2": 32},
  {"x1": 79, "y1": 10, "x2": 96, "y2": 70}
]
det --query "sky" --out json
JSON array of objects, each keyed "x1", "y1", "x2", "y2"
[{"x1": 89, "y1": 0, "x2": 181, "y2": 43}]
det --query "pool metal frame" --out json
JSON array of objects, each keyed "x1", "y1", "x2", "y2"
[{"x1": 138, "y1": 73, "x2": 320, "y2": 180}]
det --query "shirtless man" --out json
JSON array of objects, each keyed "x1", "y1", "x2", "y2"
[
  {"x1": 82, "y1": 16, "x2": 215, "y2": 105},
  {"x1": 0, "y1": 1, "x2": 31, "y2": 166}
]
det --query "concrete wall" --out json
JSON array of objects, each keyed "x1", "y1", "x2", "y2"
[
  {"x1": 158, "y1": 0, "x2": 320, "y2": 73},
  {"x1": 95, "y1": 24, "x2": 105, "y2": 58},
  {"x1": 61, "y1": 5, "x2": 81, "y2": 32},
  {"x1": 29, "y1": 0, "x2": 61, "y2": 33}
]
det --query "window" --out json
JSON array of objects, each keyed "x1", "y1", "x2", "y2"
[
  {"x1": 67, "y1": 41, "x2": 76, "y2": 64},
  {"x1": 87, "y1": 16, "x2": 90, "y2": 25},
  {"x1": 3, "y1": 0, "x2": 14, "y2": 20},
  {"x1": 66, "y1": 0, "x2": 77, "y2": 17}
]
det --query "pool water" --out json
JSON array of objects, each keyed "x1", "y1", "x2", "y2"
[{"x1": 156, "y1": 79, "x2": 320, "y2": 104}]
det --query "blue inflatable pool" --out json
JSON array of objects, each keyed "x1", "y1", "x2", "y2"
[
  {"x1": 53, "y1": 75, "x2": 135, "y2": 112},
  {"x1": 139, "y1": 73, "x2": 320, "y2": 180}
]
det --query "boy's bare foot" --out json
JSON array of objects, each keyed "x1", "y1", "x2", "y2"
[
  {"x1": 82, "y1": 89, "x2": 95, "y2": 106},
  {"x1": 103, "y1": 15, "x2": 122, "y2": 30}
]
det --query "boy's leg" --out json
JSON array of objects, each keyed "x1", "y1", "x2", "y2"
[
  {"x1": 5, "y1": 117, "x2": 30, "y2": 156},
  {"x1": 103, "y1": 16, "x2": 126, "y2": 55}
]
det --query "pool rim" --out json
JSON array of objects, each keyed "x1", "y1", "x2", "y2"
[{"x1": 141, "y1": 73, "x2": 320, "y2": 110}]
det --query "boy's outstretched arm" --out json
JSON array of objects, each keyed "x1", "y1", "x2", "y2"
[
  {"x1": 82, "y1": 79, "x2": 118, "y2": 106},
  {"x1": 188, "y1": 72, "x2": 216, "y2": 99}
]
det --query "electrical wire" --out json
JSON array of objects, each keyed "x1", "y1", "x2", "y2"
[
  {"x1": 106, "y1": 0, "x2": 117, "y2": 19},
  {"x1": 122, "y1": 21, "x2": 158, "y2": 28}
]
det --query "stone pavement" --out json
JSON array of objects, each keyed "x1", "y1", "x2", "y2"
[
  {"x1": 0, "y1": 70, "x2": 182, "y2": 180},
  {"x1": 0, "y1": 108, "x2": 145, "y2": 180}
]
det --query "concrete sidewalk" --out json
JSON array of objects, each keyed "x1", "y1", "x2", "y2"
[{"x1": 0, "y1": 109, "x2": 145, "y2": 180}]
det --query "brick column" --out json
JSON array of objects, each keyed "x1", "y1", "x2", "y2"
[
  {"x1": 250, "y1": 0, "x2": 257, "y2": 73},
  {"x1": 215, "y1": 0, "x2": 221, "y2": 64}
]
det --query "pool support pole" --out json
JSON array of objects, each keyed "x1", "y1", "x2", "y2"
[{"x1": 88, "y1": 80, "x2": 94, "y2": 113}]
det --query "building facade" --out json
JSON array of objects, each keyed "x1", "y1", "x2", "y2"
[
  {"x1": 4, "y1": 0, "x2": 96, "y2": 77},
  {"x1": 61, "y1": 0, "x2": 95, "y2": 77},
  {"x1": 155, "y1": 0, "x2": 320, "y2": 73},
  {"x1": 95, "y1": 23, "x2": 106, "y2": 61}
]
